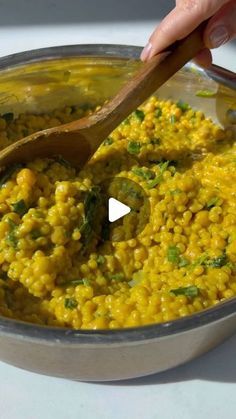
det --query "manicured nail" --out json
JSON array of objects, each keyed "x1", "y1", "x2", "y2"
[
  {"x1": 209, "y1": 26, "x2": 229, "y2": 48},
  {"x1": 140, "y1": 42, "x2": 152, "y2": 61}
]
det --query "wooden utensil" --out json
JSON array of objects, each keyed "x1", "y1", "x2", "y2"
[{"x1": 0, "y1": 23, "x2": 206, "y2": 170}]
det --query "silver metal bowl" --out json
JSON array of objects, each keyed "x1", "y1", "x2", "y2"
[{"x1": 0, "y1": 45, "x2": 235, "y2": 381}]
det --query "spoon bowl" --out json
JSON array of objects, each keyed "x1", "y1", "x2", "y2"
[{"x1": 0, "y1": 24, "x2": 206, "y2": 171}]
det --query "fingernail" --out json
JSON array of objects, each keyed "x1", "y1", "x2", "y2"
[
  {"x1": 140, "y1": 42, "x2": 152, "y2": 61},
  {"x1": 209, "y1": 26, "x2": 229, "y2": 48}
]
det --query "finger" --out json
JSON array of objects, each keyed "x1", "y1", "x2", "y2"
[
  {"x1": 204, "y1": 0, "x2": 236, "y2": 48},
  {"x1": 194, "y1": 48, "x2": 213, "y2": 67},
  {"x1": 141, "y1": 0, "x2": 229, "y2": 61}
]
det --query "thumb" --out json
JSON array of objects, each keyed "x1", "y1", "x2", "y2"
[{"x1": 204, "y1": 0, "x2": 236, "y2": 48}]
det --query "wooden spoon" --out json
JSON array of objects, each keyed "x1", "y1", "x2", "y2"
[{"x1": 0, "y1": 23, "x2": 206, "y2": 170}]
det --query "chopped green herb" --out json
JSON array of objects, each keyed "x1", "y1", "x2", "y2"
[
  {"x1": 34, "y1": 210, "x2": 43, "y2": 219},
  {"x1": 206, "y1": 197, "x2": 219, "y2": 209},
  {"x1": 177, "y1": 100, "x2": 189, "y2": 112},
  {"x1": 6, "y1": 219, "x2": 18, "y2": 248},
  {"x1": 196, "y1": 90, "x2": 215, "y2": 98},
  {"x1": 179, "y1": 257, "x2": 190, "y2": 267},
  {"x1": 108, "y1": 273, "x2": 125, "y2": 281},
  {"x1": 170, "y1": 115, "x2": 176, "y2": 124},
  {"x1": 150, "y1": 138, "x2": 161, "y2": 145},
  {"x1": 60, "y1": 278, "x2": 90, "y2": 287},
  {"x1": 83, "y1": 278, "x2": 90, "y2": 286},
  {"x1": 206, "y1": 253, "x2": 228, "y2": 268},
  {"x1": 190, "y1": 254, "x2": 208, "y2": 270},
  {"x1": 97, "y1": 255, "x2": 105, "y2": 265},
  {"x1": 122, "y1": 117, "x2": 130, "y2": 125},
  {"x1": 62, "y1": 279, "x2": 83, "y2": 286},
  {"x1": 158, "y1": 161, "x2": 170, "y2": 172},
  {"x1": 30, "y1": 229, "x2": 42, "y2": 240},
  {"x1": 127, "y1": 141, "x2": 141, "y2": 155},
  {"x1": 64, "y1": 297, "x2": 78, "y2": 309},
  {"x1": 155, "y1": 107, "x2": 162, "y2": 118},
  {"x1": 1, "y1": 112, "x2": 14, "y2": 122},
  {"x1": 80, "y1": 186, "x2": 101, "y2": 250},
  {"x1": 170, "y1": 188, "x2": 182, "y2": 195},
  {"x1": 226, "y1": 261, "x2": 236, "y2": 270},
  {"x1": 132, "y1": 167, "x2": 154, "y2": 180},
  {"x1": 101, "y1": 220, "x2": 110, "y2": 241},
  {"x1": 12, "y1": 199, "x2": 28, "y2": 217},
  {"x1": 134, "y1": 109, "x2": 145, "y2": 121},
  {"x1": 167, "y1": 245, "x2": 180, "y2": 264},
  {"x1": 103, "y1": 137, "x2": 113, "y2": 146},
  {"x1": 0, "y1": 164, "x2": 22, "y2": 188},
  {"x1": 147, "y1": 161, "x2": 170, "y2": 189},
  {"x1": 146, "y1": 175, "x2": 162, "y2": 189},
  {"x1": 171, "y1": 285, "x2": 199, "y2": 297}
]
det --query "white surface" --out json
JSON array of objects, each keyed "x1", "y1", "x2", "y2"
[
  {"x1": 1, "y1": 334, "x2": 236, "y2": 419},
  {"x1": 108, "y1": 198, "x2": 131, "y2": 222},
  {"x1": 0, "y1": 8, "x2": 235, "y2": 419},
  {"x1": 0, "y1": 23, "x2": 235, "y2": 71}
]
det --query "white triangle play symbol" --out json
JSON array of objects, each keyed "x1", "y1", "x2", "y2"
[{"x1": 108, "y1": 197, "x2": 131, "y2": 222}]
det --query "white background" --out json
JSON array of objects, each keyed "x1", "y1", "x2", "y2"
[{"x1": 0, "y1": 1, "x2": 235, "y2": 418}]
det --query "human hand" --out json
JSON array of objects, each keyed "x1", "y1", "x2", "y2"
[{"x1": 141, "y1": 0, "x2": 236, "y2": 67}]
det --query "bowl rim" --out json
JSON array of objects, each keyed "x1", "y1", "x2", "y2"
[{"x1": 0, "y1": 43, "x2": 235, "y2": 344}]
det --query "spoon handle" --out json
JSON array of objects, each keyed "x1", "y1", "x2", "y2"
[{"x1": 88, "y1": 21, "x2": 206, "y2": 140}]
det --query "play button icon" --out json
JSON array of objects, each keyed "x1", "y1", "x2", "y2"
[
  {"x1": 82, "y1": 176, "x2": 150, "y2": 244},
  {"x1": 108, "y1": 198, "x2": 131, "y2": 222}
]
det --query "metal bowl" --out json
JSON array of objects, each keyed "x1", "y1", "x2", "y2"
[{"x1": 0, "y1": 45, "x2": 235, "y2": 381}]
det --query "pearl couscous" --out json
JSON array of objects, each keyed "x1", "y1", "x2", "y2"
[{"x1": 0, "y1": 96, "x2": 235, "y2": 329}]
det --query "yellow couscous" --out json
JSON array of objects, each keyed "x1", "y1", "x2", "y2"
[{"x1": 0, "y1": 96, "x2": 235, "y2": 329}]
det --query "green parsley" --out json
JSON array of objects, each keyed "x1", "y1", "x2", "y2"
[
  {"x1": 155, "y1": 107, "x2": 162, "y2": 118},
  {"x1": 196, "y1": 90, "x2": 216, "y2": 98},
  {"x1": 158, "y1": 161, "x2": 170, "y2": 172},
  {"x1": 60, "y1": 278, "x2": 90, "y2": 287},
  {"x1": 206, "y1": 253, "x2": 228, "y2": 268},
  {"x1": 167, "y1": 245, "x2": 180, "y2": 264},
  {"x1": 103, "y1": 137, "x2": 113, "y2": 146},
  {"x1": 178, "y1": 257, "x2": 190, "y2": 267},
  {"x1": 134, "y1": 109, "x2": 145, "y2": 121},
  {"x1": 176, "y1": 100, "x2": 189, "y2": 112},
  {"x1": 6, "y1": 218, "x2": 18, "y2": 248},
  {"x1": 170, "y1": 115, "x2": 176, "y2": 124},
  {"x1": 64, "y1": 297, "x2": 78, "y2": 309},
  {"x1": 146, "y1": 161, "x2": 170, "y2": 189},
  {"x1": 127, "y1": 141, "x2": 141, "y2": 155},
  {"x1": 101, "y1": 220, "x2": 110, "y2": 242},
  {"x1": 146, "y1": 175, "x2": 162, "y2": 189},
  {"x1": 108, "y1": 273, "x2": 125, "y2": 281},
  {"x1": 132, "y1": 167, "x2": 154, "y2": 180},
  {"x1": 97, "y1": 255, "x2": 105, "y2": 265},
  {"x1": 170, "y1": 188, "x2": 182, "y2": 195},
  {"x1": 30, "y1": 229, "x2": 42, "y2": 240},
  {"x1": 12, "y1": 199, "x2": 28, "y2": 217},
  {"x1": 206, "y1": 197, "x2": 219, "y2": 209},
  {"x1": 80, "y1": 187, "x2": 101, "y2": 250},
  {"x1": 171, "y1": 285, "x2": 199, "y2": 297}
]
